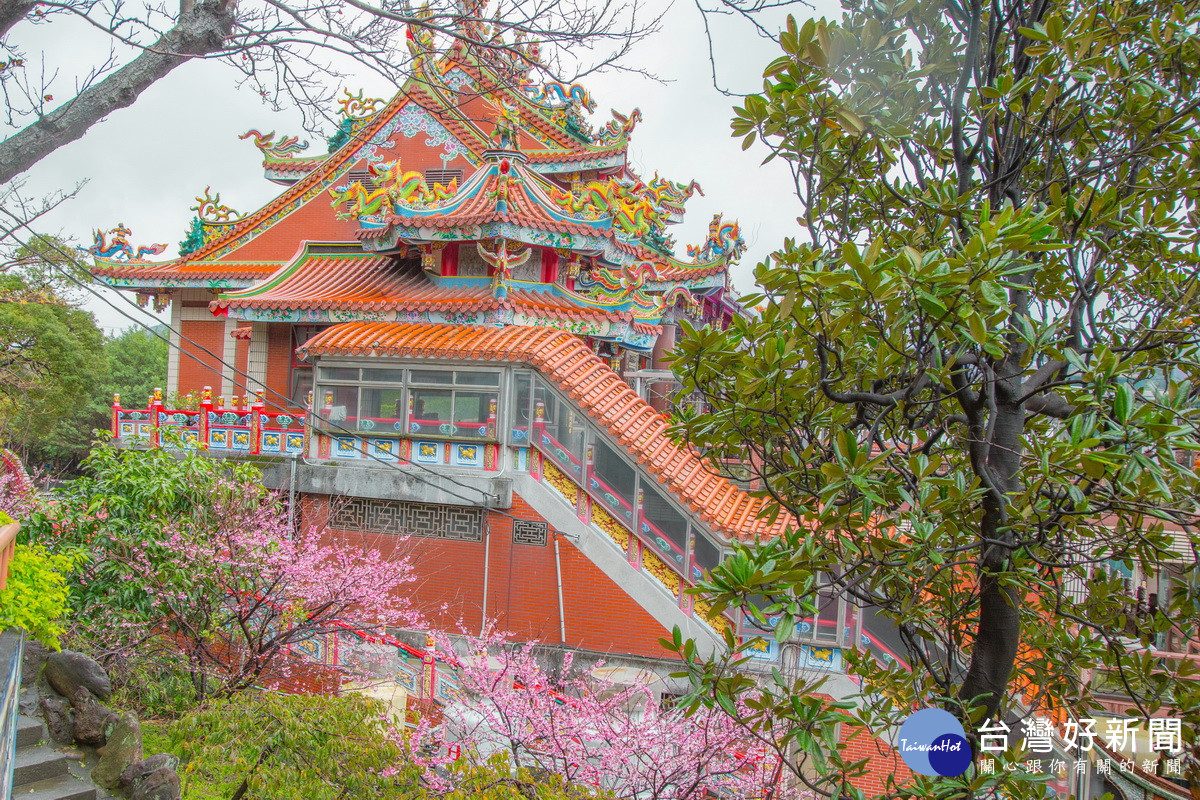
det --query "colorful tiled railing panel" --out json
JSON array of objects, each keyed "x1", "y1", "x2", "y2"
[{"x1": 111, "y1": 388, "x2": 305, "y2": 456}]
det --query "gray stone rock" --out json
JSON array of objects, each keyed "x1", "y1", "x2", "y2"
[
  {"x1": 91, "y1": 711, "x2": 143, "y2": 790},
  {"x1": 21, "y1": 639, "x2": 52, "y2": 686},
  {"x1": 131, "y1": 767, "x2": 182, "y2": 800},
  {"x1": 45, "y1": 650, "x2": 112, "y2": 700},
  {"x1": 120, "y1": 753, "x2": 180, "y2": 791},
  {"x1": 39, "y1": 694, "x2": 75, "y2": 744},
  {"x1": 72, "y1": 686, "x2": 118, "y2": 746}
]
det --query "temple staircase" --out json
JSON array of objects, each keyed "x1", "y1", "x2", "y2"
[{"x1": 10, "y1": 712, "x2": 97, "y2": 800}]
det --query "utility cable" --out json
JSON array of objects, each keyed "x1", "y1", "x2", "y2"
[{"x1": 0, "y1": 207, "x2": 527, "y2": 513}]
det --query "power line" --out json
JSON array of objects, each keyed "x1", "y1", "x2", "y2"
[{"x1": 0, "y1": 206, "x2": 522, "y2": 514}]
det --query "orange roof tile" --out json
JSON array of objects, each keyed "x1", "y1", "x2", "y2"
[
  {"x1": 653, "y1": 261, "x2": 729, "y2": 281},
  {"x1": 523, "y1": 144, "x2": 627, "y2": 164},
  {"x1": 297, "y1": 321, "x2": 793, "y2": 541},
  {"x1": 92, "y1": 260, "x2": 282, "y2": 281},
  {"x1": 212, "y1": 256, "x2": 659, "y2": 331}
]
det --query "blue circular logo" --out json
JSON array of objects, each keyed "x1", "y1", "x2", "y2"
[{"x1": 897, "y1": 709, "x2": 972, "y2": 777}]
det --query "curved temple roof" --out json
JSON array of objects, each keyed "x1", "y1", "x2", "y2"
[
  {"x1": 299, "y1": 321, "x2": 793, "y2": 541},
  {"x1": 211, "y1": 253, "x2": 661, "y2": 333}
]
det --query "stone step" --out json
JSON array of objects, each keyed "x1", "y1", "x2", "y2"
[
  {"x1": 12, "y1": 745, "x2": 68, "y2": 787},
  {"x1": 8, "y1": 774, "x2": 98, "y2": 800},
  {"x1": 16, "y1": 714, "x2": 44, "y2": 748}
]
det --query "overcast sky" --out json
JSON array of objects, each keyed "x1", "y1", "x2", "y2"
[{"x1": 7, "y1": 0, "x2": 841, "y2": 334}]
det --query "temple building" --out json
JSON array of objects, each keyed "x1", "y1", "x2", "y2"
[
  {"x1": 91, "y1": 37, "x2": 813, "y2": 663},
  {"x1": 86, "y1": 29, "x2": 1195, "y2": 800}
]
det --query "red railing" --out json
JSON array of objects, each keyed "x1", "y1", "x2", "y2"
[
  {"x1": 0, "y1": 521, "x2": 18, "y2": 592},
  {"x1": 111, "y1": 386, "x2": 306, "y2": 456}
]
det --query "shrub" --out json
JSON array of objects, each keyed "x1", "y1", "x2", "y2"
[{"x1": 0, "y1": 540, "x2": 81, "y2": 648}]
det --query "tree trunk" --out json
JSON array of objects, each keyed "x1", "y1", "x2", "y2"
[
  {"x1": 957, "y1": 401, "x2": 1025, "y2": 720},
  {"x1": 0, "y1": 0, "x2": 236, "y2": 185},
  {"x1": 0, "y1": 0, "x2": 35, "y2": 40}
]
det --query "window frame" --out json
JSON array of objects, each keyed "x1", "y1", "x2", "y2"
[{"x1": 313, "y1": 361, "x2": 504, "y2": 442}]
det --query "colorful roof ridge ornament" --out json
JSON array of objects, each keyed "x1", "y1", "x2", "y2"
[
  {"x1": 238, "y1": 129, "x2": 310, "y2": 160},
  {"x1": 405, "y1": 3, "x2": 436, "y2": 58},
  {"x1": 194, "y1": 187, "x2": 243, "y2": 223},
  {"x1": 595, "y1": 108, "x2": 642, "y2": 145},
  {"x1": 491, "y1": 100, "x2": 522, "y2": 151},
  {"x1": 180, "y1": 188, "x2": 245, "y2": 257},
  {"x1": 686, "y1": 214, "x2": 747, "y2": 264},
  {"x1": 329, "y1": 159, "x2": 460, "y2": 220},
  {"x1": 82, "y1": 224, "x2": 167, "y2": 263},
  {"x1": 327, "y1": 88, "x2": 388, "y2": 152},
  {"x1": 521, "y1": 80, "x2": 596, "y2": 113}
]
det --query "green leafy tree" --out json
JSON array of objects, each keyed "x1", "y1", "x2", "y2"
[
  {"x1": 22, "y1": 442, "x2": 262, "y2": 626},
  {"x1": 144, "y1": 691, "x2": 415, "y2": 800},
  {"x1": 670, "y1": 0, "x2": 1200, "y2": 796},
  {"x1": 0, "y1": 510, "x2": 81, "y2": 648},
  {"x1": 92, "y1": 327, "x2": 169, "y2": 420},
  {"x1": 0, "y1": 237, "x2": 105, "y2": 465},
  {"x1": 143, "y1": 691, "x2": 599, "y2": 800}
]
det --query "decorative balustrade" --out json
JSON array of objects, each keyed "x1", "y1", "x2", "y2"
[
  {"x1": 111, "y1": 386, "x2": 307, "y2": 456},
  {"x1": 529, "y1": 409, "x2": 738, "y2": 633},
  {"x1": 0, "y1": 521, "x2": 17, "y2": 592}
]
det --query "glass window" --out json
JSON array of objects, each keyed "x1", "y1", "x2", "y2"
[
  {"x1": 358, "y1": 387, "x2": 405, "y2": 432},
  {"x1": 534, "y1": 378, "x2": 586, "y2": 472},
  {"x1": 410, "y1": 370, "x2": 454, "y2": 385},
  {"x1": 590, "y1": 437, "x2": 636, "y2": 518},
  {"x1": 317, "y1": 385, "x2": 359, "y2": 428},
  {"x1": 319, "y1": 367, "x2": 359, "y2": 382},
  {"x1": 456, "y1": 372, "x2": 500, "y2": 386},
  {"x1": 410, "y1": 388, "x2": 453, "y2": 435},
  {"x1": 641, "y1": 484, "x2": 687, "y2": 568},
  {"x1": 361, "y1": 368, "x2": 405, "y2": 383},
  {"x1": 511, "y1": 371, "x2": 533, "y2": 445},
  {"x1": 690, "y1": 530, "x2": 721, "y2": 581},
  {"x1": 289, "y1": 367, "x2": 312, "y2": 409},
  {"x1": 452, "y1": 391, "x2": 497, "y2": 440},
  {"x1": 804, "y1": 575, "x2": 843, "y2": 644}
]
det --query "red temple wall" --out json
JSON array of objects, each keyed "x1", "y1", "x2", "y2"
[
  {"x1": 176, "y1": 318, "x2": 226, "y2": 399},
  {"x1": 215, "y1": 135, "x2": 474, "y2": 264},
  {"x1": 302, "y1": 491, "x2": 675, "y2": 660},
  {"x1": 265, "y1": 324, "x2": 295, "y2": 410}
]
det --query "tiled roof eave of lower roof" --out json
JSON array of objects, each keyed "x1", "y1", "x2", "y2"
[
  {"x1": 523, "y1": 145, "x2": 627, "y2": 163},
  {"x1": 297, "y1": 321, "x2": 792, "y2": 540},
  {"x1": 91, "y1": 260, "x2": 281, "y2": 285},
  {"x1": 213, "y1": 296, "x2": 658, "y2": 330}
]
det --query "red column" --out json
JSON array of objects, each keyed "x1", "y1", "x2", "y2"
[
  {"x1": 149, "y1": 387, "x2": 163, "y2": 449},
  {"x1": 250, "y1": 391, "x2": 264, "y2": 455},
  {"x1": 199, "y1": 386, "x2": 212, "y2": 451}
]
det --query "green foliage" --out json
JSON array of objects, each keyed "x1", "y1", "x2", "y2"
[
  {"x1": 326, "y1": 117, "x2": 354, "y2": 152},
  {"x1": 669, "y1": 0, "x2": 1200, "y2": 796},
  {"x1": 105, "y1": 647, "x2": 201, "y2": 719},
  {"x1": 144, "y1": 691, "x2": 411, "y2": 799},
  {"x1": 142, "y1": 691, "x2": 602, "y2": 800},
  {"x1": 178, "y1": 217, "x2": 205, "y2": 257},
  {"x1": 92, "y1": 328, "x2": 168, "y2": 419},
  {"x1": 0, "y1": 241, "x2": 166, "y2": 468},
  {"x1": 23, "y1": 442, "x2": 262, "y2": 622},
  {"x1": 0, "y1": 237, "x2": 105, "y2": 464},
  {"x1": 0, "y1": 542, "x2": 82, "y2": 648}
]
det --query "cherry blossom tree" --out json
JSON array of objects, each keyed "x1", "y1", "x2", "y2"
[
  {"x1": 11, "y1": 443, "x2": 422, "y2": 702},
  {"x1": 103, "y1": 476, "x2": 423, "y2": 699},
  {"x1": 404, "y1": 632, "x2": 816, "y2": 800}
]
